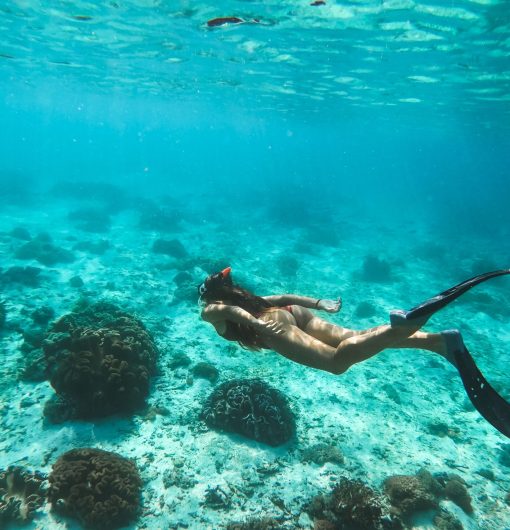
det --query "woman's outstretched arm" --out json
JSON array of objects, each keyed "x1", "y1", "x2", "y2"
[{"x1": 263, "y1": 295, "x2": 341, "y2": 313}]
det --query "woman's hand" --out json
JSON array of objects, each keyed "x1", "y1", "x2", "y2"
[
  {"x1": 316, "y1": 298, "x2": 342, "y2": 313},
  {"x1": 254, "y1": 319, "x2": 286, "y2": 336}
]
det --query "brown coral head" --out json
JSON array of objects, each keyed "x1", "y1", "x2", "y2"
[
  {"x1": 383, "y1": 473, "x2": 439, "y2": 517},
  {"x1": 48, "y1": 448, "x2": 141, "y2": 530},
  {"x1": 331, "y1": 478, "x2": 386, "y2": 527},
  {"x1": 0, "y1": 466, "x2": 47, "y2": 523},
  {"x1": 44, "y1": 306, "x2": 158, "y2": 421}
]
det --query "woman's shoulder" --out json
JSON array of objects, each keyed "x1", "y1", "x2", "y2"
[
  {"x1": 212, "y1": 320, "x2": 227, "y2": 336},
  {"x1": 201, "y1": 302, "x2": 227, "y2": 322}
]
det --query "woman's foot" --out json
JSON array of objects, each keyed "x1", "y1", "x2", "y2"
[{"x1": 440, "y1": 329, "x2": 465, "y2": 367}]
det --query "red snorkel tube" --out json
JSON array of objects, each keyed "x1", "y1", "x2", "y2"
[{"x1": 221, "y1": 266, "x2": 232, "y2": 279}]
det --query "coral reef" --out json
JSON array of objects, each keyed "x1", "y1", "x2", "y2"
[
  {"x1": 69, "y1": 275, "x2": 84, "y2": 288},
  {"x1": 192, "y1": 361, "x2": 219, "y2": 382},
  {"x1": 201, "y1": 378, "x2": 295, "y2": 446},
  {"x1": 426, "y1": 420, "x2": 461, "y2": 439},
  {"x1": 152, "y1": 238, "x2": 188, "y2": 258},
  {"x1": 19, "y1": 353, "x2": 47, "y2": 382},
  {"x1": 306, "y1": 477, "x2": 401, "y2": 530},
  {"x1": 435, "y1": 473, "x2": 473, "y2": 513},
  {"x1": 444, "y1": 479, "x2": 472, "y2": 512},
  {"x1": 306, "y1": 469, "x2": 471, "y2": 529},
  {"x1": 433, "y1": 508, "x2": 464, "y2": 530},
  {"x1": 48, "y1": 448, "x2": 141, "y2": 530},
  {"x1": 31, "y1": 305, "x2": 55, "y2": 325},
  {"x1": 18, "y1": 325, "x2": 48, "y2": 381},
  {"x1": 0, "y1": 265, "x2": 43, "y2": 287},
  {"x1": 361, "y1": 255, "x2": 392, "y2": 282},
  {"x1": 202, "y1": 485, "x2": 232, "y2": 510},
  {"x1": 173, "y1": 271, "x2": 193, "y2": 286},
  {"x1": 169, "y1": 270, "x2": 199, "y2": 305},
  {"x1": 383, "y1": 471, "x2": 440, "y2": 517},
  {"x1": 0, "y1": 466, "x2": 47, "y2": 525},
  {"x1": 328, "y1": 479, "x2": 396, "y2": 530},
  {"x1": 43, "y1": 301, "x2": 158, "y2": 420},
  {"x1": 15, "y1": 233, "x2": 75, "y2": 266},
  {"x1": 301, "y1": 443, "x2": 344, "y2": 466},
  {"x1": 18, "y1": 322, "x2": 49, "y2": 381},
  {"x1": 168, "y1": 351, "x2": 192, "y2": 369},
  {"x1": 43, "y1": 395, "x2": 77, "y2": 423},
  {"x1": 23, "y1": 327, "x2": 46, "y2": 351},
  {"x1": 384, "y1": 469, "x2": 473, "y2": 518}
]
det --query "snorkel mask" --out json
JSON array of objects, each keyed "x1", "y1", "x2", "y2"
[{"x1": 198, "y1": 267, "x2": 232, "y2": 301}]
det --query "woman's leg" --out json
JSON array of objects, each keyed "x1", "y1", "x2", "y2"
[
  {"x1": 395, "y1": 331, "x2": 446, "y2": 356},
  {"x1": 291, "y1": 307, "x2": 364, "y2": 346},
  {"x1": 331, "y1": 325, "x2": 449, "y2": 374},
  {"x1": 303, "y1": 312, "x2": 447, "y2": 354},
  {"x1": 303, "y1": 316, "x2": 365, "y2": 346},
  {"x1": 303, "y1": 314, "x2": 433, "y2": 350},
  {"x1": 264, "y1": 320, "x2": 449, "y2": 375},
  {"x1": 277, "y1": 307, "x2": 448, "y2": 374}
]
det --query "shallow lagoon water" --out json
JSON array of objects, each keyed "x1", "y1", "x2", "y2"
[{"x1": 0, "y1": 1, "x2": 510, "y2": 529}]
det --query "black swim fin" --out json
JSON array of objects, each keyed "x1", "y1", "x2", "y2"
[
  {"x1": 396, "y1": 269, "x2": 510, "y2": 325},
  {"x1": 451, "y1": 341, "x2": 510, "y2": 439}
]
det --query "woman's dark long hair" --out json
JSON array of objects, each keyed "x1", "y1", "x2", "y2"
[{"x1": 203, "y1": 282, "x2": 272, "y2": 350}]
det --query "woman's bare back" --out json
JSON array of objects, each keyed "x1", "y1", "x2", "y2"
[{"x1": 258, "y1": 307, "x2": 297, "y2": 327}]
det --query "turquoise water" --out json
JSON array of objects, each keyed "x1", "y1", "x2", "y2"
[{"x1": 1, "y1": 1, "x2": 510, "y2": 529}]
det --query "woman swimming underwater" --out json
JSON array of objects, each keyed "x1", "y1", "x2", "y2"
[{"x1": 199, "y1": 267, "x2": 510, "y2": 438}]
